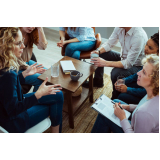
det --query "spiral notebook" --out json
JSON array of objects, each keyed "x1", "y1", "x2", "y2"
[{"x1": 91, "y1": 94, "x2": 131, "y2": 127}]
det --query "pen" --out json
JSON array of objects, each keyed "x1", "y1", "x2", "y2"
[{"x1": 111, "y1": 101, "x2": 123, "y2": 110}]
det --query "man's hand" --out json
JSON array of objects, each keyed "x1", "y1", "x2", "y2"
[
  {"x1": 90, "y1": 50, "x2": 99, "y2": 56},
  {"x1": 91, "y1": 57, "x2": 107, "y2": 67},
  {"x1": 115, "y1": 81, "x2": 127, "y2": 93}
]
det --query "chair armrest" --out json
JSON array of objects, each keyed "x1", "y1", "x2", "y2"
[{"x1": 95, "y1": 33, "x2": 102, "y2": 49}]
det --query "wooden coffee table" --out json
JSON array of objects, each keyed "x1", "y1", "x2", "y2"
[{"x1": 38, "y1": 56, "x2": 97, "y2": 128}]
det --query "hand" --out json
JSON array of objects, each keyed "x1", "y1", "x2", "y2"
[
  {"x1": 57, "y1": 39, "x2": 67, "y2": 47},
  {"x1": 90, "y1": 57, "x2": 107, "y2": 67},
  {"x1": 90, "y1": 50, "x2": 99, "y2": 56},
  {"x1": 121, "y1": 104, "x2": 130, "y2": 111},
  {"x1": 35, "y1": 77, "x2": 62, "y2": 99},
  {"x1": 114, "y1": 103, "x2": 126, "y2": 121},
  {"x1": 23, "y1": 62, "x2": 46, "y2": 77},
  {"x1": 115, "y1": 81, "x2": 127, "y2": 93}
]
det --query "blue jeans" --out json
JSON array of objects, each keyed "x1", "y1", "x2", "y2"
[
  {"x1": 18, "y1": 60, "x2": 47, "y2": 92},
  {"x1": 91, "y1": 99, "x2": 128, "y2": 133},
  {"x1": 65, "y1": 40, "x2": 96, "y2": 59},
  {"x1": 24, "y1": 91, "x2": 64, "y2": 133}
]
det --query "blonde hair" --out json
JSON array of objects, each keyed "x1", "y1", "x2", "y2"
[
  {"x1": 0, "y1": 27, "x2": 20, "y2": 72},
  {"x1": 142, "y1": 54, "x2": 159, "y2": 96}
]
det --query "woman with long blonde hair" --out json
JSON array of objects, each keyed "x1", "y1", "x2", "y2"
[{"x1": 0, "y1": 27, "x2": 63, "y2": 133}]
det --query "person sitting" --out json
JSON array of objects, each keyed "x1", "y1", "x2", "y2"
[
  {"x1": 57, "y1": 27, "x2": 96, "y2": 60},
  {"x1": 91, "y1": 54, "x2": 159, "y2": 133},
  {"x1": 113, "y1": 32, "x2": 159, "y2": 104},
  {"x1": 18, "y1": 27, "x2": 48, "y2": 92},
  {"x1": 0, "y1": 27, "x2": 63, "y2": 133},
  {"x1": 83, "y1": 28, "x2": 148, "y2": 95}
]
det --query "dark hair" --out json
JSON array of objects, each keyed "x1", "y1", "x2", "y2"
[{"x1": 151, "y1": 32, "x2": 159, "y2": 53}]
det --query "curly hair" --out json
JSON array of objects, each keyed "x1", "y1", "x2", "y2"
[
  {"x1": 0, "y1": 27, "x2": 20, "y2": 72},
  {"x1": 142, "y1": 54, "x2": 159, "y2": 96},
  {"x1": 151, "y1": 32, "x2": 159, "y2": 54}
]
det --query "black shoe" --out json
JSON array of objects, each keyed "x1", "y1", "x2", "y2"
[{"x1": 82, "y1": 78, "x2": 104, "y2": 88}]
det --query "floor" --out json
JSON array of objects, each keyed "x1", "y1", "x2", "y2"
[{"x1": 33, "y1": 27, "x2": 121, "y2": 76}]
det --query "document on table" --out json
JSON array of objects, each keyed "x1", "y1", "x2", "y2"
[
  {"x1": 91, "y1": 94, "x2": 131, "y2": 127},
  {"x1": 60, "y1": 60, "x2": 76, "y2": 74}
]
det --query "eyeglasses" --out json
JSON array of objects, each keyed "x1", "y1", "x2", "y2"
[{"x1": 14, "y1": 38, "x2": 25, "y2": 47}]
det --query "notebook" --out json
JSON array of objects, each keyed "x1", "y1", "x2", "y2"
[
  {"x1": 91, "y1": 94, "x2": 131, "y2": 127},
  {"x1": 60, "y1": 60, "x2": 76, "y2": 74}
]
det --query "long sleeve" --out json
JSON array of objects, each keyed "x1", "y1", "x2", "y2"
[
  {"x1": 121, "y1": 36, "x2": 145, "y2": 69},
  {"x1": 18, "y1": 72, "x2": 25, "y2": 84},
  {"x1": 127, "y1": 87, "x2": 146, "y2": 98},
  {"x1": 1, "y1": 71, "x2": 38, "y2": 117},
  {"x1": 121, "y1": 111, "x2": 156, "y2": 133},
  {"x1": 125, "y1": 73, "x2": 139, "y2": 84},
  {"x1": 101, "y1": 27, "x2": 119, "y2": 52}
]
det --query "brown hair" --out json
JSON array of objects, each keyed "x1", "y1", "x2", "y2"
[
  {"x1": 142, "y1": 54, "x2": 159, "y2": 96},
  {"x1": 0, "y1": 27, "x2": 19, "y2": 71},
  {"x1": 19, "y1": 27, "x2": 39, "y2": 48}
]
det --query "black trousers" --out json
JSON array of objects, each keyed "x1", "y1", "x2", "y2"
[{"x1": 94, "y1": 50, "x2": 142, "y2": 100}]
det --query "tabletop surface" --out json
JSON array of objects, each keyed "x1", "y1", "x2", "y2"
[{"x1": 38, "y1": 56, "x2": 97, "y2": 93}]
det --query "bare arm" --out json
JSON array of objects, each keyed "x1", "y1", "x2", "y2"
[
  {"x1": 36, "y1": 27, "x2": 48, "y2": 49},
  {"x1": 59, "y1": 30, "x2": 65, "y2": 40}
]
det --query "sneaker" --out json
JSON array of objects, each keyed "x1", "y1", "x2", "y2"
[{"x1": 82, "y1": 78, "x2": 104, "y2": 88}]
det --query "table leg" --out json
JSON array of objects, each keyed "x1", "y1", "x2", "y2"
[
  {"x1": 67, "y1": 91, "x2": 74, "y2": 129},
  {"x1": 89, "y1": 74, "x2": 93, "y2": 103}
]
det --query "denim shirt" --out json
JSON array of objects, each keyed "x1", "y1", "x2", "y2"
[{"x1": 59, "y1": 27, "x2": 96, "y2": 41}]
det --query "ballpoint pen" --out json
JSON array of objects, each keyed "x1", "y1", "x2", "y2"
[{"x1": 111, "y1": 101, "x2": 123, "y2": 110}]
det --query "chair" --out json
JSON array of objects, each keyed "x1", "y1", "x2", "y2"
[
  {"x1": 61, "y1": 27, "x2": 102, "y2": 59},
  {"x1": 0, "y1": 117, "x2": 51, "y2": 133}
]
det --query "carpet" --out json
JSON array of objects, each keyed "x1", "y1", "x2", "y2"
[{"x1": 45, "y1": 73, "x2": 113, "y2": 133}]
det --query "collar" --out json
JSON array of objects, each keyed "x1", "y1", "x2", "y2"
[{"x1": 126, "y1": 27, "x2": 135, "y2": 36}]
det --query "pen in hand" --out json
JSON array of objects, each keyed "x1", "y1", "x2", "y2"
[{"x1": 112, "y1": 101, "x2": 123, "y2": 110}]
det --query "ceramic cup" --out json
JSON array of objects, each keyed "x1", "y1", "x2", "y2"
[{"x1": 70, "y1": 71, "x2": 83, "y2": 81}]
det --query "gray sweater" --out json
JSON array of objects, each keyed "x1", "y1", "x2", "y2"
[{"x1": 120, "y1": 95, "x2": 159, "y2": 133}]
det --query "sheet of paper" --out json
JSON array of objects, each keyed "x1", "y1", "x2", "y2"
[
  {"x1": 60, "y1": 60, "x2": 76, "y2": 72},
  {"x1": 92, "y1": 95, "x2": 131, "y2": 127}
]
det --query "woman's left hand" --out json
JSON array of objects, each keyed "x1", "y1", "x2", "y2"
[
  {"x1": 24, "y1": 63, "x2": 46, "y2": 77},
  {"x1": 114, "y1": 103, "x2": 126, "y2": 121}
]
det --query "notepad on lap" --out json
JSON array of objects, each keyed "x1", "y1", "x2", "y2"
[
  {"x1": 60, "y1": 60, "x2": 76, "y2": 74},
  {"x1": 91, "y1": 94, "x2": 131, "y2": 127}
]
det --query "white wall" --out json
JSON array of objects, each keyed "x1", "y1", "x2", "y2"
[{"x1": 95, "y1": 27, "x2": 159, "y2": 39}]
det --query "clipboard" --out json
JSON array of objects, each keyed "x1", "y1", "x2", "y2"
[{"x1": 91, "y1": 94, "x2": 131, "y2": 127}]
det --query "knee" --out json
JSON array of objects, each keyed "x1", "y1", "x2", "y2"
[
  {"x1": 111, "y1": 69, "x2": 118, "y2": 83},
  {"x1": 55, "y1": 91, "x2": 64, "y2": 103},
  {"x1": 113, "y1": 99, "x2": 121, "y2": 103},
  {"x1": 65, "y1": 43, "x2": 75, "y2": 53},
  {"x1": 117, "y1": 93, "x2": 126, "y2": 101}
]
